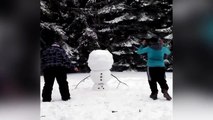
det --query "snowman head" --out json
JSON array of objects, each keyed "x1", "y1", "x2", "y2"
[{"x1": 88, "y1": 50, "x2": 114, "y2": 71}]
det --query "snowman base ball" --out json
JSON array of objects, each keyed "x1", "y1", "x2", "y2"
[
  {"x1": 92, "y1": 83, "x2": 109, "y2": 91},
  {"x1": 90, "y1": 70, "x2": 111, "y2": 91}
]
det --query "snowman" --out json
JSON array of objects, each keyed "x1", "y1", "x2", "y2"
[{"x1": 87, "y1": 50, "x2": 114, "y2": 90}]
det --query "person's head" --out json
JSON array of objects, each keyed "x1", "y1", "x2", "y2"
[
  {"x1": 41, "y1": 29, "x2": 61, "y2": 46},
  {"x1": 149, "y1": 37, "x2": 159, "y2": 44},
  {"x1": 148, "y1": 37, "x2": 163, "y2": 50}
]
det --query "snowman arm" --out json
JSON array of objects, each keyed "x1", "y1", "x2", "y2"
[
  {"x1": 111, "y1": 74, "x2": 128, "y2": 88},
  {"x1": 75, "y1": 75, "x2": 91, "y2": 89}
]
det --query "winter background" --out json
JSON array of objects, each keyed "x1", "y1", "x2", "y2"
[
  {"x1": 40, "y1": 0, "x2": 173, "y2": 72},
  {"x1": 40, "y1": 0, "x2": 173, "y2": 120}
]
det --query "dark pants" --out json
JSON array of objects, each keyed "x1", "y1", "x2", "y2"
[
  {"x1": 42, "y1": 67, "x2": 70, "y2": 101},
  {"x1": 147, "y1": 67, "x2": 169, "y2": 94}
]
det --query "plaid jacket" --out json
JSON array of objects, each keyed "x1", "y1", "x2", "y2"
[{"x1": 41, "y1": 45, "x2": 72, "y2": 71}]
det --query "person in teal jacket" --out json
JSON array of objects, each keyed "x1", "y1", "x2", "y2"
[{"x1": 137, "y1": 37, "x2": 172, "y2": 100}]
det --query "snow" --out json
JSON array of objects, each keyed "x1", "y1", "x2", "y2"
[
  {"x1": 88, "y1": 50, "x2": 114, "y2": 70},
  {"x1": 105, "y1": 13, "x2": 136, "y2": 24},
  {"x1": 40, "y1": 72, "x2": 173, "y2": 120},
  {"x1": 118, "y1": 63, "x2": 130, "y2": 67},
  {"x1": 83, "y1": 28, "x2": 98, "y2": 40},
  {"x1": 40, "y1": 1, "x2": 50, "y2": 15},
  {"x1": 155, "y1": 27, "x2": 172, "y2": 33},
  {"x1": 98, "y1": 28, "x2": 111, "y2": 32},
  {"x1": 98, "y1": 3, "x2": 126, "y2": 15},
  {"x1": 112, "y1": 51, "x2": 126, "y2": 55},
  {"x1": 87, "y1": 0, "x2": 96, "y2": 4},
  {"x1": 61, "y1": 42, "x2": 76, "y2": 59},
  {"x1": 40, "y1": 22, "x2": 66, "y2": 36},
  {"x1": 112, "y1": 50, "x2": 134, "y2": 55},
  {"x1": 138, "y1": 13, "x2": 153, "y2": 22},
  {"x1": 164, "y1": 34, "x2": 173, "y2": 40},
  {"x1": 120, "y1": 39, "x2": 139, "y2": 47}
]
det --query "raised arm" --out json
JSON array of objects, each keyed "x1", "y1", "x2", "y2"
[{"x1": 136, "y1": 40, "x2": 148, "y2": 55}]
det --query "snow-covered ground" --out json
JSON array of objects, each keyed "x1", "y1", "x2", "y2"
[{"x1": 40, "y1": 72, "x2": 173, "y2": 120}]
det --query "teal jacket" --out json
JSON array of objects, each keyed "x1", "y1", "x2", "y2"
[{"x1": 137, "y1": 45, "x2": 171, "y2": 67}]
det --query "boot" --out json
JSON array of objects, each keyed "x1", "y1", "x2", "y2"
[
  {"x1": 62, "y1": 96, "x2": 71, "y2": 101},
  {"x1": 42, "y1": 99, "x2": 51, "y2": 102},
  {"x1": 162, "y1": 90, "x2": 172, "y2": 101},
  {"x1": 150, "y1": 92, "x2": 158, "y2": 100}
]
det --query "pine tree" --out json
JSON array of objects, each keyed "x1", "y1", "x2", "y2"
[{"x1": 40, "y1": 0, "x2": 173, "y2": 72}]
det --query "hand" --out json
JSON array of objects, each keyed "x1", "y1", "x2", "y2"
[
  {"x1": 159, "y1": 39, "x2": 164, "y2": 45},
  {"x1": 74, "y1": 67, "x2": 79, "y2": 72}
]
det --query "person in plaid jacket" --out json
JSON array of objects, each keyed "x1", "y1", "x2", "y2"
[{"x1": 41, "y1": 42, "x2": 78, "y2": 102}]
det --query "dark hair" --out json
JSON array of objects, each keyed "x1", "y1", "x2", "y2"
[
  {"x1": 149, "y1": 37, "x2": 159, "y2": 43},
  {"x1": 41, "y1": 29, "x2": 61, "y2": 46}
]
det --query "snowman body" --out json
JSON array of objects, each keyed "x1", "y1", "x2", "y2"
[{"x1": 88, "y1": 50, "x2": 114, "y2": 90}]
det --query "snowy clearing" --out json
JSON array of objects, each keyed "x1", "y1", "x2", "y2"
[{"x1": 41, "y1": 72, "x2": 173, "y2": 120}]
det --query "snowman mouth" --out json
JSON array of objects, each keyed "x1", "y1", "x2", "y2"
[{"x1": 97, "y1": 83, "x2": 104, "y2": 85}]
